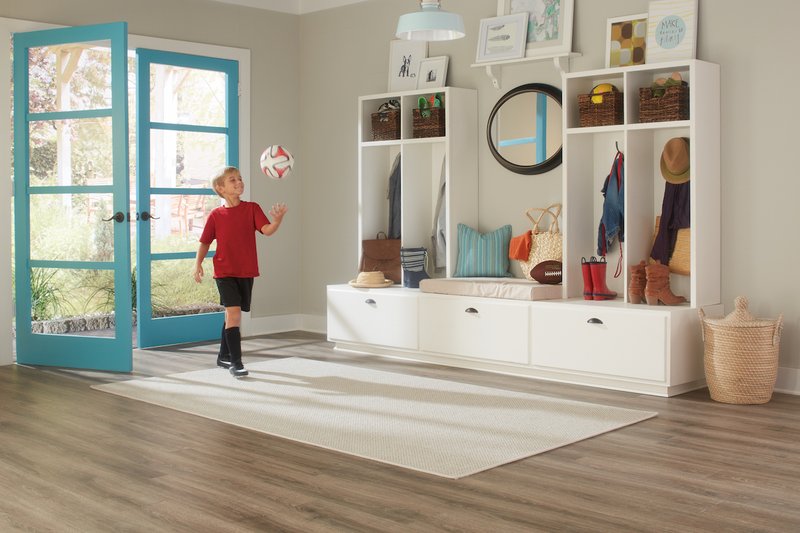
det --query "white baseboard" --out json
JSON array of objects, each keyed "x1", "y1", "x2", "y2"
[{"x1": 775, "y1": 366, "x2": 800, "y2": 396}]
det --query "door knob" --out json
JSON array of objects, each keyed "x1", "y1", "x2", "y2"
[
  {"x1": 140, "y1": 211, "x2": 160, "y2": 221},
  {"x1": 103, "y1": 211, "x2": 125, "y2": 223}
]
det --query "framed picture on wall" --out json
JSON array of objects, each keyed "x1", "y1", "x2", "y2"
[
  {"x1": 416, "y1": 56, "x2": 449, "y2": 90},
  {"x1": 645, "y1": 0, "x2": 698, "y2": 63},
  {"x1": 605, "y1": 13, "x2": 648, "y2": 68},
  {"x1": 475, "y1": 13, "x2": 529, "y2": 63},
  {"x1": 496, "y1": 0, "x2": 574, "y2": 58},
  {"x1": 388, "y1": 40, "x2": 428, "y2": 92}
]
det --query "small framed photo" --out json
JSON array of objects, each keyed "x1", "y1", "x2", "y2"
[
  {"x1": 645, "y1": 0, "x2": 698, "y2": 63},
  {"x1": 496, "y1": 0, "x2": 574, "y2": 59},
  {"x1": 388, "y1": 39, "x2": 428, "y2": 92},
  {"x1": 475, "y1": 13, "x2": 529, "y2": 63},
  {"x1": 416, "y1": 56, "x2": 449, "y2": 89},
  {"x1": 605, "y1": 13, "x2": 648, "y2": 68}
]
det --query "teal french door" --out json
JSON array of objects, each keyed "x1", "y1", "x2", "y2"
[
  {"x1": 135, "y1": 49, "x2": 238, "y2": 348},
  {"x1": 13, "y1": 23, "x2": 132, "y2": 371}
]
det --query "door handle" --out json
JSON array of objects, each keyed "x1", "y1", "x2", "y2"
[
  {"x1": 465, "y1": 307, "x2": 478, "y2": 314},
  {"x1": 103, "y1": 211, "x2": 125, "y2": 223},
  {"x1": 587, "y1": 318, "x2": 604, "y2": 324},
  {"x1": 140, "y1": 211, "x2": 160, "y2": 221}
]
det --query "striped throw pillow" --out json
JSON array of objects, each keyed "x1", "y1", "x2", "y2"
[{"x1": 454, "y1": 223, "x2": 512, "y2": 277}]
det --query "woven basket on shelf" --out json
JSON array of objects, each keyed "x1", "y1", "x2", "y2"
[
  {"x1": 578, "y1": 91, "x2": 624, "y2": 127},
  {"x1": 412, "y1": 108, "x2": 445, "y2": 138},
  {"x1": 639, "y1": 85, "x2": 689, "y2": 123},
  {"x1": 370, "y1": 109, "x2": 400, "y2": 141},
  {"x1": 699, "y1": 297, "x2": 783, "y2": 404}
]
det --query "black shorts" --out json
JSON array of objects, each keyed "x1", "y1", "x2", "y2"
[{"x1": 215, "y1": 277, "x2": 254, "y2": 312}]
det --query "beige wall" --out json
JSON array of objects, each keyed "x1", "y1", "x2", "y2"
[{"x1": 3, "y1": 0, "x2": 799, "y2": 377}]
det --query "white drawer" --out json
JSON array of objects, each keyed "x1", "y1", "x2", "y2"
[
  {"x1": 419, "y1": 294, "x2": 529, "y2": 364},
  {"x1": 531, "y1": 306, "x2": 667, "y2": 381},
  {"x1": 327, "y1": 287, "x2": 418, "y2": 349}
]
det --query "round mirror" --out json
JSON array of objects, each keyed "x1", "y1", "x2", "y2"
[{"x1": 487, "y1": 83, "x2": 563, "y2": 175}]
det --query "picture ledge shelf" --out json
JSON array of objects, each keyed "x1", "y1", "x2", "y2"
[{"x1": 471, "y1": 52, "x2": 582, "y2": 89}]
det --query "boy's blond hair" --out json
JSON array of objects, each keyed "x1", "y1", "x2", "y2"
[{"x1": 211, "y1": 166, "x2": 239, "y2": 197}]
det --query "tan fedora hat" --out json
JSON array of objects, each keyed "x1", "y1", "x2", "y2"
[
  {"x1": 349, "y1": 271, "x2": 394, "y2": 288},
  {"x1": 660, "y1": 137, "x2": 690, "y2": 184}
]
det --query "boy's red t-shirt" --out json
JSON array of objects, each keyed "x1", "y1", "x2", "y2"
[{"x1": 199, "y1": 201, "x2": 270, "y2": 278}]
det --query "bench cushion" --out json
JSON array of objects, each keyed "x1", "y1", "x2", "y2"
[{"x1": 419, "y1": 277, "x2": 562, "y2": 301}]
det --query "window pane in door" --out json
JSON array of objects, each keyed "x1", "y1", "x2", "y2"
[
  {"x1": 30, "y1": 268, "x2": 116, "y2": 332},
  {"x1": 150, "y1": 258, "x2": 221, "y2": 317},
  {"x1": 29, "y1": 193, "x2": 115, "y2": 262},
  {"x1": 149, "y1": 63, "x2": 226, "y2": 126},
  {"x1": 149, "y1": 129, "x2": 226, "y2": 188},
  {"x1": 28, "y1": 117, "x2": 113, "y2": 186},
  {"x1": 149, "y1": 194, "x2": 218, "y2": 254},
  {"x1": 28, "y1": 41, "x2": 112, "y2": 113}
]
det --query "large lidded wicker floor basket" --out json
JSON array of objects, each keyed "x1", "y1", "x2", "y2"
[{"x1": 699, "y1": 297, "x2": 783, "y2": 404}]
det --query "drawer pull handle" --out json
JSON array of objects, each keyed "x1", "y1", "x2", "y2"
[
  {"x1": 587, "y1": 318, "x2": 603, "y2": 324},
  {"x1": 365, "y1": 299, "x2": 376, "y2": 305},
  {"x1": 465, "y1": 307, "x2": 478, "y2": 314}
]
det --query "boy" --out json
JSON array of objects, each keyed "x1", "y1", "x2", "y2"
[{"x1": 193, "y1": 166, "x2": 287, "y2": 377}]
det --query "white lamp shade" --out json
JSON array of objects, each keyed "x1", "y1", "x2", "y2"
[{"x1": 396, "y1": 4, "x2": 465, "y2": 41}]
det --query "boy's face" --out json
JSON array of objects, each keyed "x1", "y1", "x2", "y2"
[{"x1": 216, "y1": 170, "x2": 245, "y2": 198}]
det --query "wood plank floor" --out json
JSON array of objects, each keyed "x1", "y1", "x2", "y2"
[{"x1": 2, "y1": 331, "x2": 799, "y2": 532}]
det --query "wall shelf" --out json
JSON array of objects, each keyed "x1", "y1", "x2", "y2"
[{"x1": 471, "y1": 52, "x2": 581, "y2": 89}]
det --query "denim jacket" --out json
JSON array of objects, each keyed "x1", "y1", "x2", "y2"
[{"x1": 597, "y1": 151, "x2": 624, "y2": 256}]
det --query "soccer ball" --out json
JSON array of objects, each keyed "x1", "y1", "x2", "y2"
[{"x1": 260, "y1": 145, "x2": 294, "y2": 179}]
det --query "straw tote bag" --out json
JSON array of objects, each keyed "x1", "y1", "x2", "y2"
[
  {"x1": 519, "y1": 204, "x2": 563, "y2": 281},
  {"x1": 652, "y1": 215, "x2": 690, "y2": 275}
]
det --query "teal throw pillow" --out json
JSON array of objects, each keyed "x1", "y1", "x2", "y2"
[{"x1": 454, "y1": 223, "x2": 512, "y2": 277}]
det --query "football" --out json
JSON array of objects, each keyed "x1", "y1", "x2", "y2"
[
  {"x1": 530, "y1": 260, "x2": 563, "y2": 285},
  {"x1": 259, "y1": 145, "x2": 294, "y2": 179}
]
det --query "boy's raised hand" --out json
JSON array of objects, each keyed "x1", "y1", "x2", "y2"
[{"x1": 269, "y1": 202, "x2": 288, "y2": 220}]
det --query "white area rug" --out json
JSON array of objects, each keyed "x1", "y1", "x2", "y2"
[{"x1": 93, "y1": 357, "x2": 656, "y2": 478}]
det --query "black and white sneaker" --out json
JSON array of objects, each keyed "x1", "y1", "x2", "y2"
[
  {"x1": 229, "y1": 362, "x2": 249, "y2": 377},
  {"x1": 216, "y1": 354, "x2": 232, "y2": 369}
]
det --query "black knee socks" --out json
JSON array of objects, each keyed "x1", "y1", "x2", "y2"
[
  {"x1": 224, "y1": 327, "x2": 242, "y2": 365},
  {"x1": 219, "y1": 323, "x2": 229, "y2": 357}
]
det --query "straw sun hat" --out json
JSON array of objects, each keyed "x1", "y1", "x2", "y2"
[
  {"x1": 660, "y1": 137, "x2": 690, "y2": 184},
  {"x1": 349, "y1": 271, "x2": 394, "y2": 288}
]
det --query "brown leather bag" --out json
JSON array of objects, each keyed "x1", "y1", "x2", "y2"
[{"x1": 359, "y1": 232, "x2": 401, "y2": 283}]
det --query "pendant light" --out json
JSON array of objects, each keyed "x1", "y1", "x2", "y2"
[{"x1": 396, "y1": 0, "x2": 465, "y2": 41}]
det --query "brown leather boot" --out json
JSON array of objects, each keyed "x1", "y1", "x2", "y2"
[
  {"x1": 628, "y1": 261, "x2": 647, "y2": 304},
  {"x1": 645, "y1": 262, "x2": 686, "y2": 305}
]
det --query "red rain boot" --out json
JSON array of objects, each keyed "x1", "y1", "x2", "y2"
[
  {"x1": 589, "y1": 257, "x2": 617, "y2": 300},
  {"x1": 581, "y1": 257, "x2": 594, "y2": 300}
]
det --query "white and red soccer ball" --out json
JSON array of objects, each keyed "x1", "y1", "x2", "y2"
[{"x1": 260, "y1": 145, "x2": 295, "y2": 179}]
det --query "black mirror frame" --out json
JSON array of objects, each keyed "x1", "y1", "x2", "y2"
[{"x1": 486, "y1": 82, "x2": 563, "y2": 175}]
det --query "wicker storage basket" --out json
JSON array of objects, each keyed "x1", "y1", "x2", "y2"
[
  {"x1": 412, "y1": 108, "x2": 445, "y2": 138},
  {"x1": 371, "y1": 109, "x2": 400, "y2": 141},
  {"x1": 699, "y1": 297, "x2": 783, "y2": 404},
  {"x1": 639, "y1": 85, "x2": 689, "y2": 123},
  {"x1": 578, "y1": 91, "x2": 624, "y2": 127}
]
